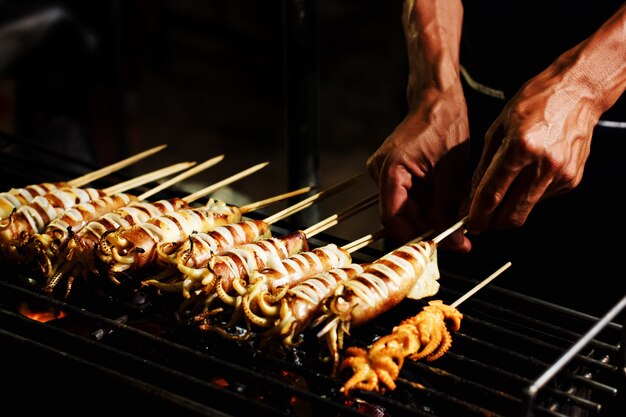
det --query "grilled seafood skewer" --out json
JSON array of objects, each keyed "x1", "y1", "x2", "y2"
[
  {"x1": 187, "y1": 195, "x2": 378, "y2": 338},
  {"x1": 0, "y1": 187, "x2": 107, "y2": 259},
  {"x1": 139, "y1": 173, "x2": 365, "y2": 295},
  {"x1": 0, "y1": 144, "x2": 167, "y2": 221},
  {"x1": 49, "y1": 184, "x2": 304, "y2": 298},
  {"x1": 190, "y1": 230, "x2": 310, "y2": 336},
  {"x1": 42, "y1": 157, "x2": 238, "y2": 296},
  {"x1": 338, "y1": 262, "x2": 511, "y2": 395},
  {"x1": 239, "y1": 196, "x2": 379, "y2": 327},
  {"x1": 143, "y1": 186, "x2": 313, "y2": 297},
  {"x1": 313, "y1": 218, "x2": 467, "y2": 373},
  {"x1": 46, "y1": 198, "x2": 190, "y2": 297},
  {"x1": 257, "y1": 232, "x2": 385, "y2": 347},
  {"x1": 24, "y1": 157, "x2": 223, "y2": 283},
  {"x1": 142, "y1": 176, "x2": 363, "y2": 298},
  {"x1": 17, "y1": 161, "x2": 199, "y2": 265},
  {"x1": 0, "y1": 161, "x2": 195, "y2": 258},
  {"x1": 95, "y1": 162, "x2": 269, "y2": 283}
]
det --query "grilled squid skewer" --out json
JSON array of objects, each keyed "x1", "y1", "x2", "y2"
[
  {"x1": 143, "y1": 185, "x2": 314, "y2": 297},
  {"x1": 313, "y1": 218, "x2": 467, "y2": 371},
  {"x1": 95, "y1": 162, "x2": 270, "y2": 285},
  {"x1": 314, "y1": 239, "x2": 440, "y2": 372},
  {"x1": 0, "y1": 183, "x2": 66, "y2": 221},
  {"x1": 339, "y1": 300, "x2": 462, "y2": 394},
  {"x1": 42, "y1": 155, "x2": 228, "y2": 297},
  {"x1": 46, "y1": 198, "x2": 190, "y2": 296},
  {"x1": 260, "y1": 262, "x2": 369, "y2": 347},
  {"x1": 97, "y1": 200, "x2": 243, "y2": 284},
  {"x1": 25, "y1": 157, "x2": 221, "y2": 282},
  {"x1": 242, "y1": 244, "x2": 353, "y2": 328},
  {"x1": 0, "y1": 143, "x2": 168, "y2": 221},
  {"x1": 143, "y1": 175, "x2": 365, "y2": 298},
  {"x1": 238, "y1": 195, "x2": 379, "y2": 329},
  {"x1": 189, "y1": 231, "x2": 310, "y2": 334},
  {"x1": 0, "y1": 187, "x2": 107, "y2": 260},
  {"x1": 0, "y1": 161, "x2": 196, "y2": 261},
  {"x1": 29, "y1": 193, "x2": 139, "y2": 273},
  {"x1": 148, "y1": 219, "x2": 273, "y2": 297},
  {"x1": 338, "y1": 262, "x2": 511, "y2": 395},
  {"x1": 188, "y1": 196, "x2": 378, "y2": 339}
]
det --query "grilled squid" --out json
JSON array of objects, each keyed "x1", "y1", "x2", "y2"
[
  {"x1": 189, "y1": 231, "x2": 309, "y2": 335},
  {"x1": 0, "y1": 182, "x2": 66, "y2": 220},
  {"x1": 45, "y1": 198, "x2": 189, "y2": 297},
  {"x1": 142, "y1": 219, "x2": 272, "y2": 297},
  {"x1": 260, "y1": 263, "x2": 368, "y2": 347},
  {"x1": 96, "y1": 198, "x2": 243, "y2": 285},
  {"x1": 0, "y1": 187, "x2": 105, "y2": 261},
  {"x1": 313, "y1": 240, "x2": 440, "y2": 372},
  {"x1": 241, "y1": 244, "x2": 352, "y2": 329},
  {"x1": 338, "y1": 300, "x2": 462, "y2": 395},
  {"x1": 24, "y1": 193, "x2": 139, "y2": 275}
]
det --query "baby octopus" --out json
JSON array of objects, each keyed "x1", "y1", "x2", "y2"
[{"x1": 338, "y1": 300, "x2": 463, "y2": 395}]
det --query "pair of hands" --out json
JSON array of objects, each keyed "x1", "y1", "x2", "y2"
[{"x1": 367, "y1": 68, "x2": 600, "y2": 252}]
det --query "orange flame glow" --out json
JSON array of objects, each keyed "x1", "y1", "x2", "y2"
[{"x1": 18, "y1": 302, "x2": 66, "y2": 322}]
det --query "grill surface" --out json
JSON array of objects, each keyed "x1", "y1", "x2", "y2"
[{"x1": 1, "y1": 133, "x2": 625, "y2": 417}]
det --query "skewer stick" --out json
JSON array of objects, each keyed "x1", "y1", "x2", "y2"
[
  {"x1": 450, "y1": 261, "x2": 512, "y2": 308},
  {"x1": 264, "y1": 172, "x2": 366, "y2": 224},
  {"x1": 239, "y1": 186, "x2": 312, "y2": 213},
  {"x1": 67, "y1": 144, "x2": 168, "y2": 187},
  {"x1": 432, "y1": 215, "x2": 468, "y2": 245},
  {"x1": 342, "y1": 228, "x2": 387, "y2": 253},
  {"x1": 103, "y1": 161, "x2": 196, "y2": 195},
  {"x1": 303, "y1": 194, "x2": 379, "y2": 237},
  {"x1": 182, "y1": 161, "x2": 270, "y2": 204},
  {"x1": 139, "y1": 155, "x2": 225, "y2": 200}
]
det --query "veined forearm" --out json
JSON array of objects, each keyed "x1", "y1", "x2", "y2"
[
  {"x1": 554, "y1": 3, "x2": 626, "y2": 115},
  {"x1": 403, "y1": 0, "x2": 463, "y2": 104}
]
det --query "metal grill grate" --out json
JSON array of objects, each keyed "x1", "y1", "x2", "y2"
[{"x1": 0, "y1": 132, "x2": 624, "y2": 417}]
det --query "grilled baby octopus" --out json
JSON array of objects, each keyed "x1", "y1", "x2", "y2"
[{"x1": 338, "y1": 300, "x2": 462, "y2": 395}]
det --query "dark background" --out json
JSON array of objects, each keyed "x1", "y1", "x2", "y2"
[
  {"x1": 2, "y1": 0, "x2": 624, "y2": 318},
  {"x1": 0, "y1": 0, "x2": 409, "y2": 243}
]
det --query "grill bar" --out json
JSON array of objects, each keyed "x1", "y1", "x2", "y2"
[{"x1": 0, "y1": 133, "x2": 624, "y2": 417}]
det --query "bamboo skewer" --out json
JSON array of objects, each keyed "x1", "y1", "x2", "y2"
[
  {"x1": 432, "y1": 215, "x2": 468, "y2": 245},
  {"x1": 342, "y1": 229, "x2": 387, "y2": 253},
  {"x1": 138, "y1": 155, "x2": 225, "y2": 200},
  {"x1": 450, "y1": 261, "x2": 512, "y2": 308},
  {"x1": 103, "y1": 162, "x2": 196, "y2": 195},
  {"x1": 339, "y1": 260, "x2": 512, "y2": 395},
  {"x1": 264, "y1": 172, "x2": 366, "y2": 224},
  {"x1": 182, "y1": 162, "x2": 270, "y2": 204},
  {"x1": 67, "y1": 144, "x2": 168, "y2": 187},
  {"x1": 238, "y1": 186, "x2": 312, "y2": 213},
  {"x1": 302, "y1": 194, "x2": 379, "y2": 238}
]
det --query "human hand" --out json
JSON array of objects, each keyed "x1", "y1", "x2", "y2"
[
  {"x1": 467, "y1": 67, "x2": 603, "y2": 234},
  {"x1": 367, "y1": 85, "x2": 472, "y2": 252}
]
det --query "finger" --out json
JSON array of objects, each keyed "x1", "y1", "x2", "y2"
[
  {"x1": 490, "y1": 166, "x2": 552, "y2": 229},
  {"x1": 378, "y1": 164, "x2": 422, "y2": 245},
  {"x1": 433, "y1": 144, "x2": 471, "y2": 252},
  {"x1": 438, "y1": 228, "x2": 472, "y2": 253},
  {"x1": 366, "y1": 152, "x2": 382, "y2": 183},
  {"x1": 467, "y1": 141, "x2": 528, "y2": 234},
  {"x1": 471, "y1": 121, "x2": 505, "y2": 197}
]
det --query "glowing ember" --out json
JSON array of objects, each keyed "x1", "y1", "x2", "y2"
[
  {"x1": 18, "y1": 302, "x2": 66, "y2": 322},
  {"x1": 211, "y1": 377, "x2": 229, "y2": 388}
]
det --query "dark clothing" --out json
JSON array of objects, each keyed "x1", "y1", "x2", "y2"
[
  {"x1": 440, "y1": 2, "x2": 626, "y2": 317},
  {"x1": 460, "y1": 0, "x2": 626, "y2": 121},
  {"x1": 441, "y1": 87, "x2": 626, "y2": 318}
]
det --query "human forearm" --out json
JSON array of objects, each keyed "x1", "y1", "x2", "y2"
[
  {"x1": 546, "y1": 3, "x2": 626, "y2": 118},
  {"x1": 403, "y1": 0, "x2": 464, "y2": 106}
]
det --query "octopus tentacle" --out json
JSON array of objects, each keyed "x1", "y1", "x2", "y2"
[{"x1": 338, "y1": 300, "x2": 463, "y2": 395}]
